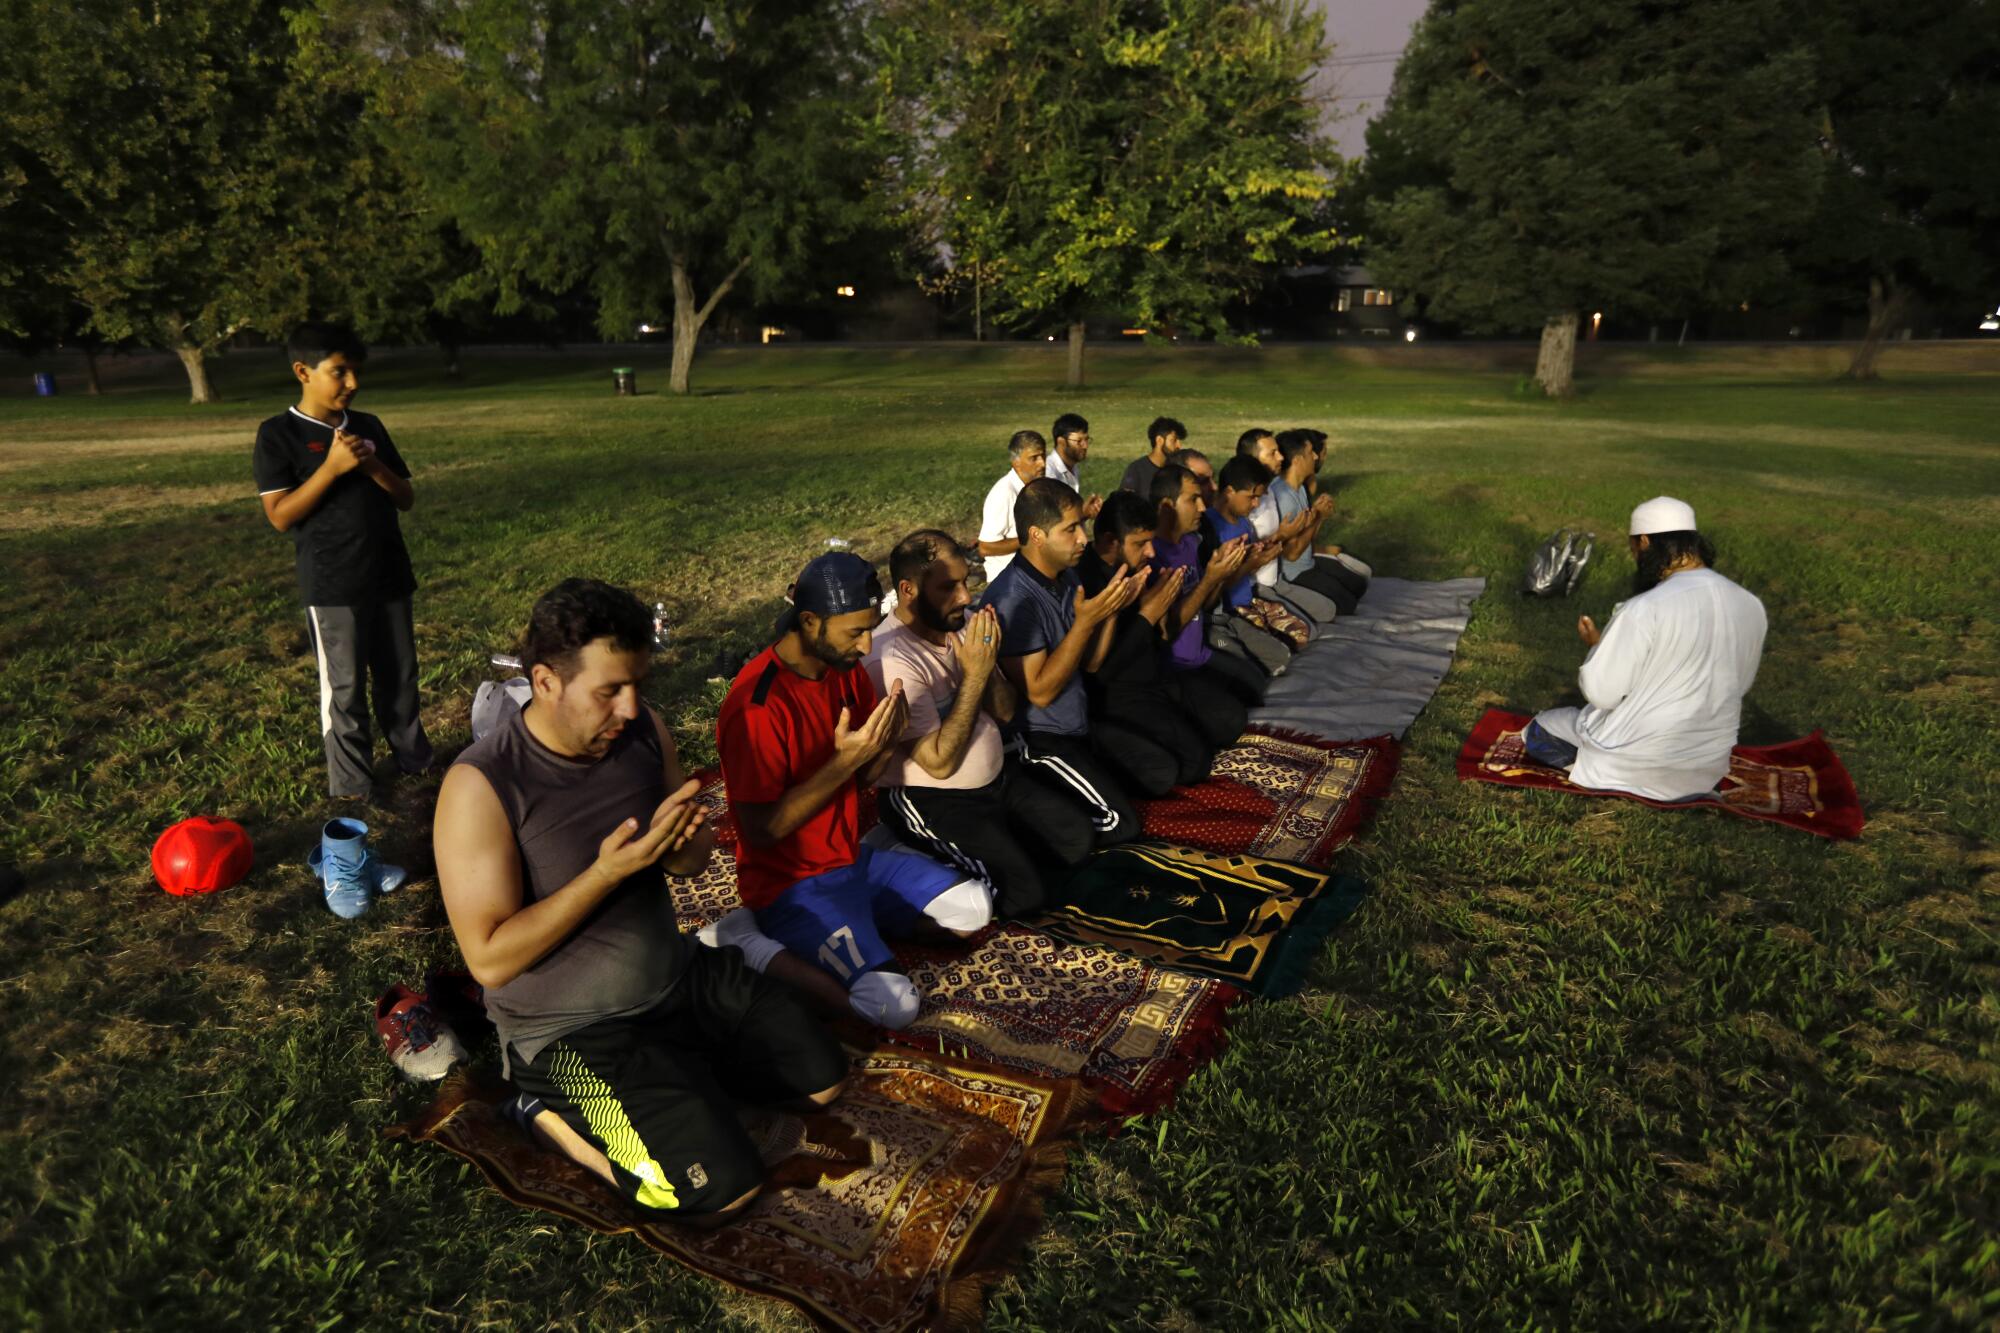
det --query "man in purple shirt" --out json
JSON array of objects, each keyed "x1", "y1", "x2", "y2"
[{"x1": 1146, "y1": 465, "x2": 1266, "y2": 707}]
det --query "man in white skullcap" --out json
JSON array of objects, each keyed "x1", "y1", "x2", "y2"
[{"x1": 1523, "y1": 496, "x2": 1768, "y2": 801}]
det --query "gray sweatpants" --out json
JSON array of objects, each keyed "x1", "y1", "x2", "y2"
[{"x1": 306, "y1": 598, "x2": 432, "y2": 798}]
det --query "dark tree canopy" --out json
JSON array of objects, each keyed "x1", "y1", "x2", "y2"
[
  {"x1": 1359, "y1": 0, "x2": 1823, "y2": 395},
  {"x1": 0, "y1": 0, "x2": 344, "y2": 402},
  {"x1": 342, "y1": 0, "x2": 878, "y2": 394},
  {"x1": 1794, "y1": 0, "x2": 2000, "y2": 378}
]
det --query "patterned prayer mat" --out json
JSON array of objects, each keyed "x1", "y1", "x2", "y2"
[
  {"x1": 1140, "y1": 728, "x2": 1398, "y2": 867},
  {"x1": 388, "y1": 1051, "x2": 1088, "y2": 1333},
  {"x1": 1456, "y1": 707, "x2": 1864, "y2": 840},
  {"x1": 887, "y1": 923, "x2": 1239, "y2": 1118},
  {"x1": 688, "y1": 773, "x2": 1243, "y2": 1116},
  {"x1": 1039, "y1": 842, "x2": 1370, "y2": 999}
]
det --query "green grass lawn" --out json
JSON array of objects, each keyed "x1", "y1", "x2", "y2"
[{"x1": 2, "y1": 343, "x2": 1996, "y2": 1329}]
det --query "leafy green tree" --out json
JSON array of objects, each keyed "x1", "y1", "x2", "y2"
[
  {"x1": 1795, "y1": 0, "x2": 2000, "y2": 379},
  {"x1": 339, "y1": 0, "x2": 876, "y2": 395},
  {"x1": 1358, "y1": 0, "x2": 1822, "y2": 396},
  {"x1": 291, "y1": 8, "x2": 504, "y2": 377},
  {"x1": 874, "y1": 0, "x2": 1341, "y2": 387},
  {"x1": 0, "y1": 0, "x2": 342, "y2": 403}
]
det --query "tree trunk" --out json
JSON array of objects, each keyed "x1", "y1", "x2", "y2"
[
  {"x1": 1842, "y1": 275, "x2": 1907, "y2": 381},
  {"x1": 1534, "y1": 311, "x2": 1578, "y2": 398},
  {"x1": 667, "y1": 252, "x2": 753, "y2": 395},
  {"x1": 1065, "y1": 320, "x2": 1085, "y2": 388},
  {"x1": 174, "y1": 342, "x2": 219, "y2": 404},
  {"x1": 83, "y1": 348, "x2": 101, "y2": 395}
]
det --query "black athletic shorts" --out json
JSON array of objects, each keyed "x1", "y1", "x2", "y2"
[{"x1": 510, "y1": 944, "x2": 846, "y2": 1216}]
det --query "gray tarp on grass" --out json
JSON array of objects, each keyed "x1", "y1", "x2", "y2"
[{"x1": 1250, "y1": 577, "x2": 1487, "y2": 741}]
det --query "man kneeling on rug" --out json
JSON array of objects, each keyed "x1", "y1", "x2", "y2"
[
  {"x1": 1526, "y1": 496, "x2": 1767, "y2": 801},
  {"x1": 714, "y1": 550, "x2": 996, "y2": 1032},
  {"x1": 865, "y1": 530, "x2": 1101, "y2": 917},
  {"x1": 434, "y1": 578, "x2": 848, "y2": 1224}
]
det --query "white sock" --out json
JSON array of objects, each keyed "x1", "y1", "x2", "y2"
[
  {"x1": 698, "y1": 907, "x2": 785, "y2": 973},
  {"x1": 922, "y1": 880, "x2": 994, "y2": 933}
]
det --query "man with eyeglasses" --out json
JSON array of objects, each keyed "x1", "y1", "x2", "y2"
[{"x1": 1044, "y1": 412, "x2": 1102, "y2": 520}]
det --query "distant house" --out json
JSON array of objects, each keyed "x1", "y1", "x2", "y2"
[{"x1": 1330, "y1": 265, "x2": 1408, "y2": 338}]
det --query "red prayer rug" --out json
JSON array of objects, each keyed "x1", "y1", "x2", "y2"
[
  {"x1": 1455, "y1": 708, "x2": 1864, "y2": 840},
  {"x1": 389, "y1": 1052, "x2": 1087, "y2": 1333},
  {"x1": 1140, "y1": 728, "x2": 1398, "y2": 867}
]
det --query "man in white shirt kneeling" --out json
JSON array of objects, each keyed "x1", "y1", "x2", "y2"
[{"x1": 1526, "y1": 496, "x2": 1767, "y2": 802}]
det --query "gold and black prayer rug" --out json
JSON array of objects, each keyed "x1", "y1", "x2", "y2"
[{"x1": 1037, "y1": 841, "x2": 1370, "y2": 999}]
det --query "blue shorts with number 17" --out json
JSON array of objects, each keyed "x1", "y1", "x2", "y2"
[{"x1": 753, "y1": 845, "x2": 963, "y2": 986}]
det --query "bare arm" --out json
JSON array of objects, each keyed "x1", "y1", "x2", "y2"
[
  {"x1": 909, "y1": 609, "x2": 1001, "y2": 780},
  {"x1": 1281, "y1": 509, "x2": 1321, "y2": 562},
  {"x1": 1084, "y1": 612, "x2": 1120, "y2": 672},
  {"x1": 731, "y1": 683, "x2": 906, "y2": 848},
  {"x1": 260, "y1": 430, "x2": 412, "y2": 527},
  {"x1": 1167, "y1": 540, "x2": 1246, "y2": 633},
  {"x1": 260, "y1": 434, "x2": 364, "y2": 532},
  {"x1": 362, "y1": 455, "x2": 414, "y2": 511},
  {"x1": 650, "y1": 708, "x2": 715, "y2": 876},
  {"x1": 434, "y1": 765, "x2": 704, "y2": 990},
  {"x1": 976, "y1": 536, "x2": 1020, "y2": 557},
  {"x1": 982, "y1": 660, "x2": 1018, "y2": 724},
  {"x1": 1000, "y1": 571, "x2": 1143, "y2": 707}
]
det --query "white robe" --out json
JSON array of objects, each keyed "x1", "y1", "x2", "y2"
[{"x1": 1535, "y1": 567, "x2": 1767, "y2": 801}]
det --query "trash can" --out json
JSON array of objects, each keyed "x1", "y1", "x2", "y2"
[
  {"x1": 613, "y1": 366, "x2": 636, "y2": 396},
  {"x1": 32, "y1": 373, "x2": 57, "y2": 397}
]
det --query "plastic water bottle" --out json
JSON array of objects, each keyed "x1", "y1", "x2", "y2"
[
  {"x1": 824, "y1": 537, "x2": 851, "y2": 551},
  {"x1": 652, "y1": 603, "x2": 670, "y2": 651}
]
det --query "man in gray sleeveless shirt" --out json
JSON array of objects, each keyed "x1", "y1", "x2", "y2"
[{"x1": 434, "y1": 579, "x2": 847, "y2": 1223}]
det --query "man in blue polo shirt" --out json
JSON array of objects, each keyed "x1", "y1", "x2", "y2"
[{"x1": 981, "y1": 478, "x2": 1151, "y2": 849}]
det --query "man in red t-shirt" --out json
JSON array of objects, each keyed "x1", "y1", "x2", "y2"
[{"x1": 714, "y1": 552, "x2": 992, "y2": 1029}]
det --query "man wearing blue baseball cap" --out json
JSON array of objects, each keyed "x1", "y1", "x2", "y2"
[
  {"x1": 1524, "y1": 496, "x2": 1767, "y2": 801},
  {"x1": 712, "y1": 550, "x2": 994, "y2": 1029}
]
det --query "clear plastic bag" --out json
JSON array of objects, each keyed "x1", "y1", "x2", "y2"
[{"x1": 1522, "y1": 529, "x2": 1595, "y2": 597}]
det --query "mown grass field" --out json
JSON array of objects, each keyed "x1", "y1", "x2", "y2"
[{"x1": 2, "y1": 342, "x2": 1996, "y2": 1330}]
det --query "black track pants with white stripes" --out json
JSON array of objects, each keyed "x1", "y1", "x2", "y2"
[
  {"x1": 878, "y1": 762, "x2": 1091, "y2": 918},
  {"x1": 1018, "y1": 731, "x2": 1142, "y2": 857}
]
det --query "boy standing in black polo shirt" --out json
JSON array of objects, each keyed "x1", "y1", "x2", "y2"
[{"x1": 253, "y1": 323, "x2": 432, "y2": 801}]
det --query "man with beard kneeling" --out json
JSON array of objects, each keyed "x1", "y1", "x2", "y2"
[
  {"x1": 1525, "y1": 496, "x2": 1767, "y2": 802},
  {"x1": 865, "y1": 530, "x2": 1101, "y2": 917},
  {"x1": 1077, "y1": 491, "x2": 1224, "y2": 785},
  {"x1": 713, "y1": 551, "x2": 995, "y2": 1032}
]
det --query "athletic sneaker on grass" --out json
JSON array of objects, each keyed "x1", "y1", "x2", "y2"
[{"x1": 374, "y1": 983, "x2": 467, "y2": 1081}]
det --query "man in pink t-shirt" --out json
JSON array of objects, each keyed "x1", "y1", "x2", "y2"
[{"x1": 864, "y1": 530, "x2": 1100, "y2": 917}]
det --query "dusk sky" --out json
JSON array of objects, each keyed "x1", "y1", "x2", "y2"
[{"x1": 1309, "y1": 0, "x2": 1430, "y2": 161}]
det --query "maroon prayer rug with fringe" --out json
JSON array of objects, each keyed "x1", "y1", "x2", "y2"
[
  {"x1": 1455, "y1": 707, "x2": 1863, "y2": 840},
  {"x1": 1139, "y1": 728, "x2": 1398, "y2": 867},
  {"x1": 388, "y1": 1051, "x2": 1087, "y2": 1333}
]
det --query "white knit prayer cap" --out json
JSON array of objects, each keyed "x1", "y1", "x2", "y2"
[{"x1": 1629, "y1": 496, "x2": 1697, "y2": 536}]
